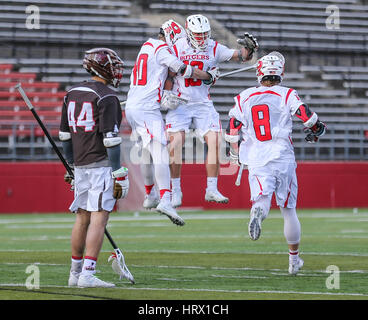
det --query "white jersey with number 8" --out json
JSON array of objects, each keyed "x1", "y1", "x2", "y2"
[{"x1": 229, "y1": 85, "x2": 304, "y2": 168}]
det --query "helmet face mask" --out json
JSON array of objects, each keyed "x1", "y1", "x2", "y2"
[
  {"x1": 256, "y1": 52, "x2": 285, "y2": 84},
  {"x1": 185, "y1": 14, "x2": 211, "y2": 51},
  {"x1": 160, "y1": 20, "x2": 186, "y2": 47},
  {"x1": 83, "y1": 48, "x2": 124, "y2": 88}
]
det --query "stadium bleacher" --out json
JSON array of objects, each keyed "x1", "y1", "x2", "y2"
[{"x1": 0, "y1": 0, "x2": 367, "y2": 160}]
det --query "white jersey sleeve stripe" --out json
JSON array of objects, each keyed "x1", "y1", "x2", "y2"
[{"x1": 154, "y1": 43, "x2": 169, "y2": 54}]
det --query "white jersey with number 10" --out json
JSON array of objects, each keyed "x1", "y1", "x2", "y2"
[{"x1": 126, "y1": 38, "x2": 183, "y2": 110}]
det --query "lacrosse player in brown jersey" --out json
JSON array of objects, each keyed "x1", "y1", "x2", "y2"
[{"x1": 59, "y1": 48, "x2": 129, "y2": 288}]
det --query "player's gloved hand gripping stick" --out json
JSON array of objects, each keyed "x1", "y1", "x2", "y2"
[{"x1": 15, "y1": 83, "x2": 135, "y2": 284}]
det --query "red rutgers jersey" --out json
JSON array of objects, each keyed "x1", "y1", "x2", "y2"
[
  {"x1": 229, "y1": 85, "x2": 304, "y2": 167},
  {"x1": 59, "y1": 80, "x2": 122, "y2": 166},
  {"x1": 171, "y1": 37, "x2": 235, "y2": 103}
]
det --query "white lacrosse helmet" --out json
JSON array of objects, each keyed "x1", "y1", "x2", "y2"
[
  {"x1": 185, "y1": 14, "x2": 211, "y2": 51},
  {"x1": 256, "y1": 51, "x2": 285, "y2": 83},
  {"x1": 160, "y1": 20, "x2": 186, "y2": 47}
]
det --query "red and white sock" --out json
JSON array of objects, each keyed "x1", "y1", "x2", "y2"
[
  {"x1": 82, "y1": 256, "x2": 97, "y2": 275},
  {"x1": 145, "y1": 184, "x2": 154, "y2": 195},
  {"x1": 160, "y1": 189, "x2": 171, "y2": 201},
  {"x1": 289, "y1": 250, "x2": 299, "y2": 263}
]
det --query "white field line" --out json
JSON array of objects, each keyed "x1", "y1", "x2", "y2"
[
  {"x1": 0, "y1": 283, "x2": 367, "y2": 297},
  {"x1": 1, "y1": 212, "x2": 368, "y2": 226},
  {"x1": 1, "y1": 262, "x2": 367, "y2": 275}
]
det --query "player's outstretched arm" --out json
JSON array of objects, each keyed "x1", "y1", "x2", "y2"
[{"x1": 294, "y1": 104, "x2": 326, "y2": 143}]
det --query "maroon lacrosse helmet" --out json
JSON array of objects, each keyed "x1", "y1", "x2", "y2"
[{"x1": 83, "y1": 48, "x2": 124, "y2": 88}]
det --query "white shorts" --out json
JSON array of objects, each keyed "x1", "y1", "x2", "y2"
[
  {"x1": 248, "y1": 160, "x2": 298, "y2": 208},
  {"x1": 125, "y1": 108, "x2": 167, "y2": 148},
  {"x1": 165, "y1": 101, "x2": 221, "y2": 139},
  {"x1": 69, "y1": 166, "x2": 116, "y2": 213}
]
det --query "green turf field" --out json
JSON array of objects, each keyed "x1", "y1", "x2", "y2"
[{"x1": 0, "y1": 209, "x2": 367, "y2": 300}]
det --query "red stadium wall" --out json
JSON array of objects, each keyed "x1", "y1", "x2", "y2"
[{"x1": 1, "y1": 161, "x2": 367, "y2": 213}]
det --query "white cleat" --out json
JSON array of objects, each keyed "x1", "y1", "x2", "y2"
[
  {"x1": 143, "y1": 191, "x2": 160, "y2": 209},
  {"x1": 68, "y1": 271, "x2": 80, "y2": 287},
  {"x1": 248, "y1": 206, "x2": 264, "y2": 241},
  {"x1": 156, "y1": 200, "x2": 185, "y2": 226},
  {"x1": 205, "y1": 189, "x2": 229, "y2": 203},
  {"x1": 77, "y1": 273, "x2": 115, "y2": 288},
  {"x1": 171, "y1": 189, "x2": 183, "y2": 208},
  {"x1": 289, "y1": 257, "x2": 304, "y2": 275}
]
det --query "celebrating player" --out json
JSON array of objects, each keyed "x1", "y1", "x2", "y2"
[
  {"x1": 165, "y1": 14, "x2": 258, "y2": 208},
  {"x1": 59, "y1": 48, "x2": 129, "y2": 288},
  {"x1": 125, "y1": 20, "x2": 217, "y2": 226},
  {"x1": 225, "y1": 51, "x2": 326, "y2": 275}
]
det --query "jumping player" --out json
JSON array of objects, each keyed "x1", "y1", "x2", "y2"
[
  {"x1": 59, "y1": 48, "x2": 129, "y2": 288},
  {"x1": 125, "y1": 20, "x2": 218, "y2": 226},
  {"x1": 225, "y1": 51, "x2": 326, "y2": 275},
  {"x1": 165, "y1": 14, "x2": 258, "y2": 208}
]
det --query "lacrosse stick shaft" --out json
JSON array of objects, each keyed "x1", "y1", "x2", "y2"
[
  {"x1": 15, "y1": 83, "x2": 74, "y2": 177},
  {"x1": 15, "y1": 83, "x2": 118, "y2": 249},
  {"x1": 235, "y1": 163, "x2": 245, "y2": 186},
  {"x1": 219, "y1": 64, "x2": 257, "y2": 78}
]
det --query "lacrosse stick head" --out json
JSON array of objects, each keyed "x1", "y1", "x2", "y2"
[{"x1": 108, "y1": 249, "x2": 135, "y2": 284}]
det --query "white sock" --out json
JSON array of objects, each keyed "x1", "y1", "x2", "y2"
[
  {"x1": 82, "y1": 257, "x2": 97, "y2": 275},
  {"x1": 207, "y1": 177, "x2": 218, "y2": 191},
  {"x1": 171, "y1": 178, "x2": 181, "y2": 191},
  {"x1": 71, "y1": 257, "x2": 83, "y2": 273}
]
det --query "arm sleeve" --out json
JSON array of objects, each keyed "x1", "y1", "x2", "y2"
[
  {"x1": 106, "y1": 145, "x2": 121, "y2": 172},
  {"x1": 287, "y1": 89, "x2": 305, "y2": 115},
  {"x1": 61, "y1": 140, "x2": 74, "y2": 165},
  {"x1": 59, "y1": 97, "x2": 70, "y2": 133},
  {"x1": 216, "y1": 43, "x2": 236, "y2": 63},
  {"x1": 156, "y1": 46, "x2": 183, "y2": 73}
]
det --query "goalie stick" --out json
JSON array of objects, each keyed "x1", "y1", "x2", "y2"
[{"x1": 15, "y1": 83, "x2": 135, "y2": 284}]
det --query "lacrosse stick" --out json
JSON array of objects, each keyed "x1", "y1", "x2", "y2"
[
  {"x1": 219, "y1": 64, "x2": 257, "y2": 79},
  {"x1": 15, "y1": 83, "x2": 135, "y2": 284},
  {"x1": 235, "y1": 163, "x2": 245, "y2": 186}
]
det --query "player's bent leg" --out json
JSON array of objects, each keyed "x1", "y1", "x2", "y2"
[
  {"x1": 147, "y1": 139, "x2": 185, "y2": 226},
  {"x1": 77, "y1": 210, "x2": 115, "y2": 288},
  {"x1": 248, "y1": 195, "x2": 271, "y2": 241},
  {"x1": 168, "y1": 131, "x2": 185, "y2": 207},
  {"x1": 69, "y1": 208, "x2": 90, "y2": 286},
  {"x1": 280, "y1": 206, "x2": 303, "y2": 275},
  {"x1": 141, "y1": 148, "x2": 160, "y2": 209}
]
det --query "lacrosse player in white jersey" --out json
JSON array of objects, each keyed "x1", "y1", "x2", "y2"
[
  {"x1": 164, "y1": 14, "x2": 258, "y2": 208},
  {"x1": 225, "y1": 51, "x2": 326, "y2": 275},
  {"x1": 125, "y1": 20, "x2": 217, "y2": 226}
]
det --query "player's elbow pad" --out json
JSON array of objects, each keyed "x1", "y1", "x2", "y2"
[
  {"x1": 303, "y1": 112, "x2": 318, "y2": 128},
  {"x1": 225, "y1": 118, "x2": 243, "y2": 143},
  {"x1": 59, "y1": 131, "x2": 71, "y2": 141},
  {"x1": 103, "y1": 136, "x2": 122, "y2": 148}
]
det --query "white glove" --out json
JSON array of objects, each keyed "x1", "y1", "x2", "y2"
[
  {"x1": 112, "y1": 167, "x2": 129, "y2": 199},
  {"x1": 203, "y1": 66, "x2": 220, "y2": 85},
  {"x1": 161, "y1": 90, "x2": 188, "y2": 111}
]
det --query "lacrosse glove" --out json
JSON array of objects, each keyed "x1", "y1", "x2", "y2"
[
  {"x1": 112, "y1": 167, "x2": 129, "y2": 199},
  {"x1": 203, "y1": 66, "x2": 220, "y2": 85},
  {"x1": 237, "y1": 32, "x2": 259, "y2": 60},
  {"x1": 304, "y1": 120, "x2": 326, "y2": 143}
]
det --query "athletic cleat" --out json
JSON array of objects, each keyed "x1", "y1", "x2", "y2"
[
  {"x1": 77, "y1": 273, "x2": 115, "y2": 288},
  {"x1": 156, "y1": 200, "x2": 185, "y2": 226},
  {"x1": 143, "y1": 192, "x2": 160, "y2": 209},
  {"x1": 248, "y1": 206, "x2": 264, "y2": 241},
  {"x1": 171, "y1": 189, "x2": 183, "y2": 208},
  {"x1": 288, "y1": 257, "x2": 304, "y2": 275},
  {"x1": 205, "y1": 189, "x2": 229, "y2": 203},
  {"x1": 68, "y1": 271, "x2": 80, "y2": 287}
]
